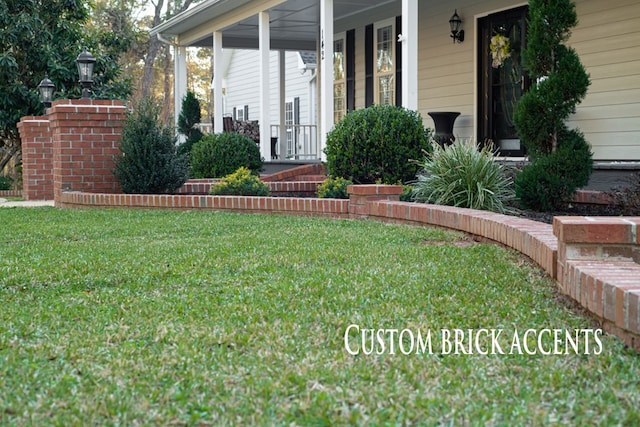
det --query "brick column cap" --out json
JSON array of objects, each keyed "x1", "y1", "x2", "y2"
[{"x1": 347, "y1": 184, "x2": 403, "y2": 196}]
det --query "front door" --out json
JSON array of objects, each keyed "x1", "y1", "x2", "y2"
[{"x1": 478, "y1": 6, "x2": 529, "y2": 156}]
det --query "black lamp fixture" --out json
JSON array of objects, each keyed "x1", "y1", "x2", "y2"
[
  {"x1": 76, "y1": 49, "x2": 96, "y2": 99},
  {"x1": 38, "y1": 74, "x2": 55, "y2": 108},
  {"x1": 449, "y1": 9, "x2": 464, "y2": 43}
]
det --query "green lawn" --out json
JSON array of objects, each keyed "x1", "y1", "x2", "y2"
[{"x1": 0, "y1": 208, "x2": 638, "y2": 426}]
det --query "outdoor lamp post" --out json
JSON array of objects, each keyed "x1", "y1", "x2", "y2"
[
  {"x1": 449, "y1": 10, "x2": 464, "y2": 43},
  {"x1": 76, "y1": 49, "x2": 96, "y2": 99},
  {"x1": 38, "y1": 74, "x2": 55, "y2": 108}
]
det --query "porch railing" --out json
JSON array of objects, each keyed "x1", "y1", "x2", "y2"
[{"x1": 270, "y1": 124, "x2": 319, "y2": 161}]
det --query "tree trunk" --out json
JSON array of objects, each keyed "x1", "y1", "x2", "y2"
[{"x1": 140, "y1": 0, "x2": 164, "y2": 99}]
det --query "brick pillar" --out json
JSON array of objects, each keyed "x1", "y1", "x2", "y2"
[
  {"x1": 347, "y1": 185, "x2": 403, "y2": 218},
  {"x1": 17, "y1": 116, "x2": 52, "y2": 200},
  {"x1": 48, "y1": 99, "x2": 126, "y2": 201}
]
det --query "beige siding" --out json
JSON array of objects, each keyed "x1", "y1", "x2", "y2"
[
  {"x1": 567, "y1": 0, "x2": 640, "y2": 160},
  {"x1": 416, "y1": 0, "x2": 526, "y2": 141},
  {"x1": 415, "y1": 0, "x2": 639, "y2": 160}
]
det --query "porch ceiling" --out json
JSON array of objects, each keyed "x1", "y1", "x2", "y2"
[{"x1": 151, "y1": 0, "x2": 396, "y2": 50}]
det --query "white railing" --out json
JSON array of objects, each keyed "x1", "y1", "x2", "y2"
[
  {"x1": 195, "y1": 122, "x2": 213, "y2": 134},
  {"x1": 270, "y1": 124, "x2": 319, "y2": 161}
]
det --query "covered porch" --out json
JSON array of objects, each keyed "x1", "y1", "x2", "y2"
[{"x1": 150, "y1": 0, "x2": 419, "y2": 162}]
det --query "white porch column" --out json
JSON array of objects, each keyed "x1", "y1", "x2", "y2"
[
  {"x1": 259, "y1": 11, "x2": 271, "y2": 161},
  {"x1": 319, "y1": 0, "x2": 333, "y2": 161},
  {"x1": 213, "y1": 31, "x2": 224, "y2": 134},
  {"x1": 278, "y1": 50, "x2": 286, "y2": 159},
  {"x1": 174, "y1": 46, "x2": 188, "y2": 132},
  {"x1": 402, "y1": 0, "x2": 418, "y2": 111}
]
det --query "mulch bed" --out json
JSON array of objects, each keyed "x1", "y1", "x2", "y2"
[{"x1": 511, "y1": 203, "x2": 639, "y2": 224}]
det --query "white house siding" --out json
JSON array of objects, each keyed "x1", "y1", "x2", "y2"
[
  {"x1": 566, "y1": 0, "x2": 640, "y2": 160},
  {"x1": 223, "y1": 49, "x2": 313, "y2": 128}
]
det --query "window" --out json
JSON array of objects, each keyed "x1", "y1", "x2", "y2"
[
  {"x1": 333, "y1": 35, "x2": 346, "y2": 123},
  {"x1": 374, "y1": 20, "x2": 395, "y2": 105},
  {"x1": 234, "y1": 105, "x2": 249, "y2": 121}
]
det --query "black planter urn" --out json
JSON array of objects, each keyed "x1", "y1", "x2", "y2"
[{"x1": 428, "y1": 112, "x2": 460, "y2": 147}]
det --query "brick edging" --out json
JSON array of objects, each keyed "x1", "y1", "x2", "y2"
[
  {"x1": 56, "y1": 191, "x2": 349, "y2": 218},
  {"x1": 54, "y1": 187, "x2": 640, "y2": 351}
]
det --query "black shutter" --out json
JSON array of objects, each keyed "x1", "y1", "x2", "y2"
[
  {"x1": 244, "y1": 105, "x2": 249, "y2": 120},
  {"x1": 346, "y1": 29, "x2": 356, "y2": 112},
  {"x1": 233, "y1": 107, "x2": 237, "y2": 120},
  {"x1": 395, "y1": 15, "x2": 402, "y2": 107},
  {"x1": 365, "y1": 24, "x2": 374, "y2": 107}
]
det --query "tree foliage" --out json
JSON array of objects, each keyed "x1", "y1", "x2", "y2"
[
  {"x1": 113, "y1": 97, "x2": 189, "y2": 194},
  {"x1": 0, "y1": 0, "x2": 133, "y2": 172},
  {"x1": 176, "y1": 90, "x2": 203, "y2": 156},
  {"x1": 513, "y1": 0, "x2": 592, "y2": 210}
]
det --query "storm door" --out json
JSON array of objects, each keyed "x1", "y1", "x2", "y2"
[{"x1": 478, "y1": 6, "x2": 529, "y2": 156}]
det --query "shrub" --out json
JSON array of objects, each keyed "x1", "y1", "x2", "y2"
[
  {"x1": 176, "y1": 91, "x2": 204, "y2": 157},
  {"x1": 324, "y1": 105, "x2": 431, "y2": 184},
  {"x1": 190, "y1": 133, "x2": 263, "y2": 179},
  {"x1": 399, "y1": 185, "x2": 414, "y2": 202},
  {"x1": 0, "y1": 175, "x2": 12, "y2": 191},
  {"x1": 113, "y1": 98, "x2": 189, "y2": 194},
  {"x1": 516, "y1": 130, "x2": 593, "y2": 211},
  {"x1": 317, "y1": 177, "x2": 352, "y2": 199},
  {"x1": 412, "y1": 140, "x2": 515, "y2": 213},
  {"x1": 210, "y1": 167, "x2": 269, "y2": 196},
  {"x1": 512, "y1": 0, "x2": 592, "y2": 210}
]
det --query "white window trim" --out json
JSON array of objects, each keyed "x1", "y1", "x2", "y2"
[
  {"x1": 374, "y1": 18, "x2": 396, "y2": 106},
  {"x1": 333, "y1": 32, "x2": 347, "y2": 123}
]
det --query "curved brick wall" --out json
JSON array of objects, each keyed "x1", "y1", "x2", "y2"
[{"x1": 56, "y1": 185, "x2": 640, "y2": 351}]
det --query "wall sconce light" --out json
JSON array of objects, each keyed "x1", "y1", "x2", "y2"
[
  {"x1": 76, "y1": 49, "x2": 96, "y2": 99},
  {"x1": 38, "y1": 74, "x2": 55, "y2": 108},
  {"x1": 449, "y1": 10, "x2": 464, "y2": 43}
]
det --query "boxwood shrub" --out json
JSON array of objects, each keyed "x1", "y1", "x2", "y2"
[
  {"x1": 190, "y1": 133, "x2": 263, "y2": 179},
  {"x1": 324, "y1": 105, "x2": 431, "y2": 184}
]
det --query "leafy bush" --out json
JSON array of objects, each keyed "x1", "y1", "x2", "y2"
[
  {"x1": 176, "y1": 91, "x2": 204, "y2": 157},
  {"x1": 0, "y1": 175, "x2": 13, "y2": 191},
  {"x1": 210, "y1": 167, "x2": 270, "y2": 196},
  {"x1": 512, "y1": 0, "x2": 592, "y2": 210},
  {"x1": 113, "y1": 98, "x2": 189, "y2": 194},
  {"x1": 317, "y1": 177, "x2": 352, "y2": 199},
  {"x1": 400, "y1": 185, "x2": 414, "y2": 202},
  {"x1": 412, "y1": 140, "x2": 515, "y2": 213},
  {"x1": 324, "y1": 105, "x2": 431, "y2": 184},
  {"x1": 190, "y1": 133, "x2": 263, "y2": 179},
  {"x1": 516, "y1": 130, "x2": 593, "y2": 211}
]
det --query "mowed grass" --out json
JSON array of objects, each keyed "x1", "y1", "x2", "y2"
[{"x1": 0, "y1": 208, "x2": 638, "y2": 426}]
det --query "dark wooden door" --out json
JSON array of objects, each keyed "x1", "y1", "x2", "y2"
[{"x1": 478, "y1": 6, "x2": 529, "y2": 156}]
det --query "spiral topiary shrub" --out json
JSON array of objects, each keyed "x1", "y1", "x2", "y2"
[
  {"x1": 513, "y1": 0, "x2": 592, "y2": 210},
  {"x1": 515, "y1": 129, "x2": 592, "y2": 211},
  {"x1": 209, "y1": 167, "x2": 269, "y2": 196},
  {"x1": 190, "y1": 133, "x2": 263, "y2": 179},
  {"x1": 324, "y1": 105, "x2": 431, "y2": 184},
  {"x1": 412, "y1": 140, "x2": 515, "y2": 213}
]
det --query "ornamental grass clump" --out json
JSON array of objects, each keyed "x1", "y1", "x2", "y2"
[
  {"x1": 210, "y1": 167, "x2": 269, "y2": 196},
  {"x1": 412, "y1": 140, "x2": 515, "y2": 213}
]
